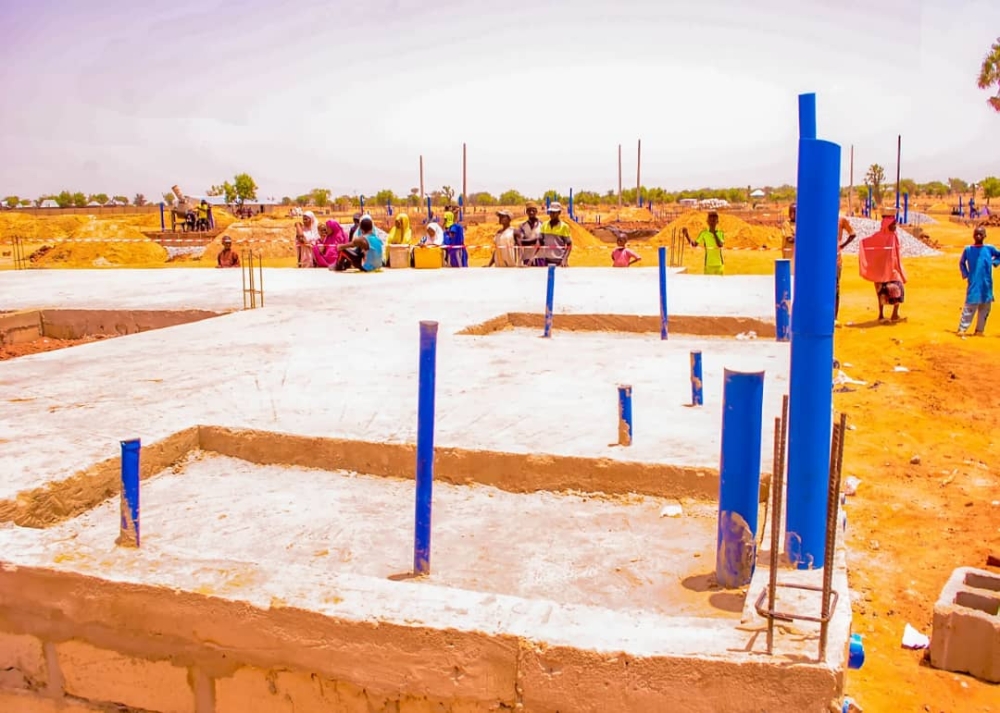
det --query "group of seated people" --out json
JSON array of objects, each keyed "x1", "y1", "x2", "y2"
[{"x1": 291, "y1": 201, "x2": 575, "y2": 271}]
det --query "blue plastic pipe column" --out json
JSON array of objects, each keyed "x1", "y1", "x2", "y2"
[
  {"x1": 867, "y1": 186, "x2": 873, "y2": 217},
  {"x1": 785, "y1": 93, "x2": 842, "y2": 570},
  {"x1": 118, "y1": 439, "x2": 141, "y2": 548},
  {"x1": 458, "y1": 194, "x2": 464, "y2": 222},
  {"x1": 545, "y1": 196, "x2": 551, "y2": 211},
  {"x1": 895, "y1": 190, "x2": 900, "y2": 217},
  {"x1": 774, "y1": 259, "x2": 792, "y2": 342},
  {"x1": 158, "y1": 203, "x2": 165, "y2": 231},
  {"x1": 569, "y1": 188, "x2": 574, "y2": 221},
  {"x1": 658, "y1": 246, "x2": 669, "y2": 339},
  {"x1": 716, "y1": 370, "x2": 765, "y2": 589},
  {"x1": 903, "y1": 193, "x2": 909, "y2": 224},
  {"x1": 426, "y1": 196, "x2": 432, "y2": 221},
  {"x1": 542, "y1": 264, "x2": 556, "y2": 338},
  {"x1": 413, "y1": 320, "x2": 438, "y2": 575},
  {"x1": 617, "y1": 385, "x2": 633, "y2": 446},
  {"x1": 690, "y1": 351, "x2": 703, "y2": 406}
]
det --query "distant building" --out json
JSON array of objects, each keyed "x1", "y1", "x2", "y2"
[{"x1": 38, "y1": 200, "x2": 59, "y2": 209}]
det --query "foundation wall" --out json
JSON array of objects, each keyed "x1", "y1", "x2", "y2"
[
  {"x1": 457, "y1": 311, "x2": 776, "y2": 338},
  {"x1": 0, "y1": 309, "x2": 222, "y2": 346},
  {"x1": 0, "y1": 566, "x2": 840, "y2": 713}
]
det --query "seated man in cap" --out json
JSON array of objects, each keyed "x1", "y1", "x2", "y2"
[
  {"x1": 540, "y1": 201, "x2": 573, "y2": 267},
  {"x1": 216, "y1": 235, "x2": 240, "y2": 268},
  {"x1": 487, "y1": 210, "x2": 518, "y2": 267},
  {"x1": 331, "y1": 215, "x2": 384, "y2": 272}
]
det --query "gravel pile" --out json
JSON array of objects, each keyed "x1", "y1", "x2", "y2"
[
  {"x1": 903, "y1": 211, "x2": 936, "y2": 225},
  {"x1": 840, "y1": 217, "x2": 940, "y2": 258}
]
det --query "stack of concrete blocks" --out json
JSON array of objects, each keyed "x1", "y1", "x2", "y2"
[{"x1": 930, "y1": 566, "x2": 1000, "y2": 683}]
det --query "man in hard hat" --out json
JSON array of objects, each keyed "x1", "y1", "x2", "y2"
[
  {"x1": 216, "y1": 235, "x2": 240, "y2": 268},
  {"x1": 540, "y1": 201, "x2": 573, "y2": 267}
]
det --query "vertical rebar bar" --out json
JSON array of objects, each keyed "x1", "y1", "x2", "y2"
[
  {"x1": 257, "y1": 251, "x2": 264, "y2": 308},
  {"x1": 241, "y1": 250, "x2": 248, "y2": 310},
  {"x1": 818, "y1": 412, "x2": 846, "y2": 660},
  {"x1": 766, "y1": 411, "x2": 785, "y2": 655}
]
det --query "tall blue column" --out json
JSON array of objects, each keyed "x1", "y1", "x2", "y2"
[
  {"x1": 658, "y1": 246, "x2": 668, "y2": 340},
  {"x1": 543, "y1": 265, "x2": 556, "y2": 338},
  {"x1": 690, "y1": 351, "x2": 703, "y2": 406},
  {"x1": 716, "y1": 370, "x2": 765, "y2": 588},
  {"x1": 785, "y1": 93, "x2": 842, "y2": 569},
  {"x1": 158, "y1": 203, "x2": 165, "y2": 231},
  {"x1": 413, "y1": 321, "x2": 438, "y2": 575},
  {"x1": 426, "y1": 196, "x2": 432, "y2": 221},
  {"x1": 118, "y1": 439, "x2": 141, "y2": 548},
  {"x1": 617, "y1": 385, "x2": 633, "y2": 446}
]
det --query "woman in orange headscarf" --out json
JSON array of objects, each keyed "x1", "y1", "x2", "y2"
[{"x1": 858, "y1": 214, "x2": 907, "y2": 321}]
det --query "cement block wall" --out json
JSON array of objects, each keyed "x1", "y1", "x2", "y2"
[
  {"x1": 930, "y1": 566, "x2": 1000, "y2": 682},
  {"x1": 0, "y1": 564, "x2": 842, "y2": 713}
]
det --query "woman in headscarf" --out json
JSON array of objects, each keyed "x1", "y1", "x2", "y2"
[
  {"x1": 858, "y1": 214, "x2": 907, "y2": 321},
  {"x1": 443, "y1": 208, "x2": 468, "y2": 268},
  {"x1": 386, "y1": 213, "x2": 412, "y2": 246},
  {"x1": 313, "y1": 220, "x2": 348, "y2": 268},
  {"x1": 294, "y1": 211, "x2": 320, "y2": 268}
]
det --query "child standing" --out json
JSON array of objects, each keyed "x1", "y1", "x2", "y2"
[
  {"x1": 958, "y1": 226, "x2": 1000, "y2": 335},
  {"x1": 682, "y1": 211, "x2": 725, "y2": 275},
  {"x1": 611, "y1": 236, "x2": 641, "y2": 267}
]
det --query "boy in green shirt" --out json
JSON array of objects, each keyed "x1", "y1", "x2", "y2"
[{"x1": 683, "y1": 211, "x2": 725, "y2": 275}]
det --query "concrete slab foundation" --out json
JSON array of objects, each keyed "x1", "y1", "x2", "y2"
[{"x1": 0, "y1": 269, "x2": 851, "y2": 712}]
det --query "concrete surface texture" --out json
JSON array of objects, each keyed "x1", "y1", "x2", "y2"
[
  {"x1": 0, "y1": 268, "x2": 789, "y2": 502},
  {"x1": 930, "y1": 566, "x2": 1000, "y2": 682}
]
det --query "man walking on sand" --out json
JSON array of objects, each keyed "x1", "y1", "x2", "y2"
[
  {"x1": 958, "y1": 226, "x2": 1000, "y2": 336},
  {"x1": 835, "y1": 216, "x2": 857, "y2": 324}
]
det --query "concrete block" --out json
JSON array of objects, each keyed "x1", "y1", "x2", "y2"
[
  {"x1": 55, "y1": 640, "x2": 195, "y2": 713},
  {"x1": 0, "y1": 631, "x2": 47, "y2": 690},
  {"x1": 215, "y1": 667, "x2": 504, "y2": 713},
  {"x1": 930, "y1": 566, "x2": 1000, "y2": 683},
  {"x1": 0, "y1": 689, "x2": 106, "y2": 712}
]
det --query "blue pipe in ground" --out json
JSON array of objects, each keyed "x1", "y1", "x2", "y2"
[
  {"x1": 774, "y1": 259, "x2": 792, "y2": 342},
  {"x1": 413, "y1": 321, "x2": 438, "y2": 575},
  {"x1": 118, "y1": 439, "x2": 141, "y2": 548},
  {"x1": 543, "y1": 265, "x2": 556, "y2": 338},
  {"x1": 785, "y1": 93, "x2": 842, "y2": 570},
  {"x1": 159, "y1": 203, "x2": 165, "y2": 231},
  {"x1": 716, "y1": 369, "x2": 765, "y2": 588},
  {"x1": 690, "y1": 351, "x2": 703, "y2": 406},
  {"x1": 426, "y1": 197, "x2": 432, "y2": 221},
  {"x1": 658, "y1": 246, "x2": 668, "y2": 339},
  {"x1": 617, "y1": 385, "x2": 633, "y2": 446},
  {"x1": 903, "y1": 193, "x2": 909, "y2": 224}
]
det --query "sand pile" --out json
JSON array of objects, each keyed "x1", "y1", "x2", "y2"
[
  {"x1": 462, "y1": 217, "x2": 603, "y2": 252},
  {"x1": 0, "y1": 213, "x2": 90, "y2": 243},
  {"x1": 30, "y1": 218, "x2": 168, "y2": 267},
  {"x1": 652, "y1": 211, "x2": 782, "y2": 249},
  {"x1": 198, "y1": 222, "x2": 296, "y2": 262}
]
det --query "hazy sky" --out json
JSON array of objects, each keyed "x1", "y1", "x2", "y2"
[{"x1": 1, "y1": 0, "x2": 998, "y2": 201}]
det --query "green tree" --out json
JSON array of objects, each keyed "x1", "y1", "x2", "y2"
[
  {"x1": 280, "y1": 196, "x2": 292, "y2": 206},
  {"x1": 542, "y1": 189, "x2": 563, "y2": 203},
  {"x1": 3, "y1": 195, "x2": 19, "y2": 209},
  {"x1": 20, "y1": 199, "x2": 32, "y2": 207},
  {"x1": 948, "y1": 177, "x2": 969, "y2": 194},
  {"x1": 54, "y1": 190, "x2": 73, "y2": 208},
  {"x1": 373, "y1": 189, "x2": 398, "y2": 206},
  {"x1": 162, "y1": 192, "x2": 175, "y2": 206},
  {"x1": 977, "y1": 37, "x2": 1000, "y2": 112},
  {"x1": 573, "y1": 190, "x2": 602, "y2": 205},
  {"x1": 408, "y1": 188, "x2": 421, "y2": 207},
  {"x1": 865, "y1": 164, "x2": 885, "y2": 205},
  {"x1": 980, "y1": 176, "x2": 1000, "y2": 205},
  {"x1": 89, "y1": 193, "x2": 110, "y2": 205},
  {"x1": 206, "y1": 184, "x2": 226, "y2": 197},
  {"x1": 295, "y1": 194, "x2": 311, "y2": 207},
  {"x1": 469, "y1": 192, "x2": 496, "y2": 206},
  {"x1": 113, "y1": 195, "x2": 129, "y2": 205},
  {"x1": 232, "y1": 173, "x2": 258, "y2": 208},
  {"x1": 440, "y1": 185, "x2": 455, "y2": 203},
  {"x1": 134, "y1": 193, "x2": 147, "y2": 206},
  {"x1": 899, "y1": 179, "x2": 918, "y2": 197},
  {"x1": 498, "y1": 189, "x2": 525, "y2": 205},
  {"x1": 920, "y1": 181, "x2": 949, "y2": 198},
  {"x1": 855, "y1": 185, "x2": 869, "y2": 205},
  {"x1": 311, "y1": 188, "x2": 332, "y2": 207}
]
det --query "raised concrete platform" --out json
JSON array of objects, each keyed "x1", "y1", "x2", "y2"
[{"x1": 0, "y1": 268, "x2": 851, "y2": 712}]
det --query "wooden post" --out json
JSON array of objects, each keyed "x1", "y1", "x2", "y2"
[
  {"x1": 848, "y1": 145, "x2": 854, "y2": 215},
  {"x1": 895, "y1": 135, "x2": 901, "y2": 215},
  {"x1": 636, "y1": 139, "x2": 642, "y2": 208},
  {"x1": 419, "y1": 155, "x2": 424, "y2": 201},
  {"x1": 617, "y1": 144, "x2": 622, "y2": 210},
  {"x1": 462, "y1": 143, "x2": 467, "y2": 206}
]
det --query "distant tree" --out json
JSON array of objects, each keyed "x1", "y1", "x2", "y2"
[
  {"x1": 20, "y1": 199, "x2": 32, "y2": 207},
  {"x1": 373, "y1": 189, "x2": 397, "y2": 206},
  {"x1": 573, "y1": 190, "x2": 602, "y2": 205},
  {"x1": 855, "y1": 185, "x2": 869, "y2": 205},
  {"x1": 408, "y1": 188, "x2": 421, "y2": 207},
  {"x1": 333, "y1": 195, "x2": 355, "y2": 208},
  {"x1": 981, "y1": 176, "x2": 1000, "y2": 205},
  {"x1": 498, "y1": 189, "x2": 525, "y2": 205},
  {"x1": 162, "y1": 192, "x2": 175, "y2": 206},
  {"x1": 311, "y1": 188, "x2": 332, "y2": 207},
  {"x1": 89, "y1": 193, "x2": 110, "y2": 205},
  {"x1": 948, "y1": 177, "x2": 969, "y2": 195},
  {"x1": 295, "y1": 194, "x2": 311, "y2": 207},
  {"x1": 977, "y1": 37, "x2": 1000, "y2": 112},
  {"x1": 469, "y1": 191, "x2": 495, "y2": 206},
  {"x1": 206, "y1": 184, "x2": 226, "y2": 197},
  {"x1": 133, "y1": 193, "x2": 147, "y2": 206},
  {"x1": 280, "y1": 196, "x2": 293, "y2": 206},
  {"x1": 542, "y1": 189, "x2": 562, "y2": 203},
  {"x1": 865, "y1": 164, "x2": 885, "y2": 205},
  {"x1": 54, "y1": 191, "x2": 72, "y2": 208},
  {"x1": 440, "y1": 185, "x2": 455, "y2": 202},
  {"x1": 769, "y1": 185, "x2": 797, "y2": 203},
  {"x1": 898, "y1": 178, "x2": 918, "y2": 197},
  {"x1": 3, "y1": 195, "x2": 19, "y2": 209},
  {"x1": 232, "y1": 173, "x2": 257, "y2": 208},
  {"x1": 919, "y1": 181, "x2": 949, "y2": 198},
  {"x1": 113, "y1": 195, "x2": 129, "y2": 205}
]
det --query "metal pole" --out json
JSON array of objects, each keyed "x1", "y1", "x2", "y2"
[
  {"x1": 848, "y1": 145, "x2": 854, "y2": 216},
  {"x1": 413, "y1": 320, "x2": 439, "y2": 575},
  {"x1": 658, "y1": 246, "x2": 668, "y2": 340},
  {"x1": 617, "y1": 385, "x2": 633, "y2": 446},
  {"x1": 542, "y1": 265, "x2": 556, "y2": 338},
  {"x1": 895, "y1": 135, "x2": 901, "y2": 217},
  {"x1": 118, "y1": 439, "x2": 141, "y2": 548},
  {"x1": 636, "y1": 139, "x2": 642, "y2": 207},
  {"x1": 419, "y1": 154, "x2": 424, "y2": 201},
  {"x1": 159, "y1": 202, "x2": 165, "y2": 231},
  {"x1": 774, "y1": 259, "x2": 792, "y2": 342},
  {"x1": 716, "y1": 370, "x2": 766, "y2": 589},
  {"x1": 786, "y1": 93, "x2": 842, "y2": 569},
  {"x1": 618, "y1": 144, "x2": 623, "y2": 210},
  {"x1": 690, "y1": 351, "x2": 703, "y2": 406}
]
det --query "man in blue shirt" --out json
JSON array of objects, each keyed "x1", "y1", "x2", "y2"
[{"x1": 958, "y1": 226, "x2": 1000, "y2": 335}]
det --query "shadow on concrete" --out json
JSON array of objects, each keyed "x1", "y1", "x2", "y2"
[{"x1": 682, "y1": 572, "x2": 747, "y2": 614}]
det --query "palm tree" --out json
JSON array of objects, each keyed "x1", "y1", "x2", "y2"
[{"x1": 978, "y1": 37, "x2": 1000, "y2": 112}]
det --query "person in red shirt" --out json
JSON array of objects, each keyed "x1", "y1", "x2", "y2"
[{"x1": 216, "y1": 236, "x2": 240, "y2": 268}]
